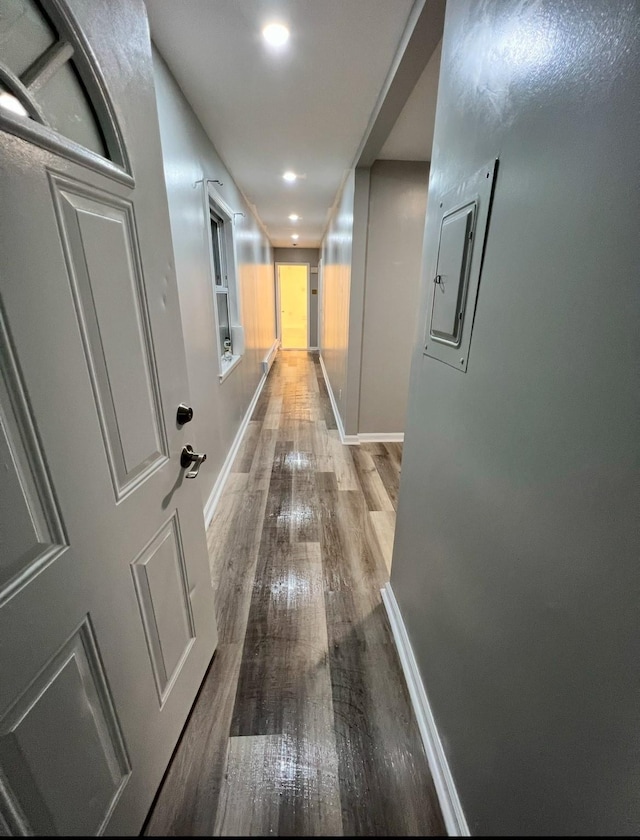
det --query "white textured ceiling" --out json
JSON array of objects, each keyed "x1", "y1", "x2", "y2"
[
  {"x1": 146, "y1": 0, "x2": 414, "y2": 247},
  {"x1": 379, "y1": 40, "x2": 441, "y2": 162}
]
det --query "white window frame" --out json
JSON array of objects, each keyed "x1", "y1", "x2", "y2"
[{"x1": 203, "y1": 183, "x2": 243, "y2": 381}]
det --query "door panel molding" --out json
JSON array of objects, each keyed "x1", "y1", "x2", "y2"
[
  {"x1": 0, "y1": 111, "x2": 134, "y2": 187},
  {"x1": 0, "y1": 304, "x2": 67, "y2": 607},
  {"x1": 0, "y1": 616, "x2": 131, "y2": 836},
  {"x1": 49, "y1": 171, "x2": 169, "y2": 501},
  {"x1": 131, "y1": 513, "x2": 196, "y2": 707}
]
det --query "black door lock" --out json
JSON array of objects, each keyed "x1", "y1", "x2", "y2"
[{"x1": 176, "y1": 404, "x2": 194, "y2": 425}]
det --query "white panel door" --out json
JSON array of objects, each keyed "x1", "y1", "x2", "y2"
[
  {"x1": 0, "y1": 0, "x2": 217, "y2": 834},
  {"x1": 278, "y1": 264, "x2": 309, "y2": 349}
]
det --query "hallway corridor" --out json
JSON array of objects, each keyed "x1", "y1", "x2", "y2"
[{"x1": 145, "y1": 352, "x2": 444, "y2": 836}]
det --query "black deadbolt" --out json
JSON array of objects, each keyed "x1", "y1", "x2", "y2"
[{"x1": 176, "y1": 404, "x2": 194, "y2": 425}]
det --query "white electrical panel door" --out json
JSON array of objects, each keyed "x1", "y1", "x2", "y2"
[
  {"x1": 424, "y1": 159, "x2": 498, "y2": 372},
  {"x1": 431, "y1": 203, "x2": 476, "y2": 344}
]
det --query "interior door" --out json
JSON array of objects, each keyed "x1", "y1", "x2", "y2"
[
  {"x1": 278, "y1": 264, "x2": 309, "y2": 349},
  {"x1": 0, "y1": 0, "x2": 217, "y2": 834},
  {"x1": 317, "y1": 257, "x2": 323, "y2": 352}
]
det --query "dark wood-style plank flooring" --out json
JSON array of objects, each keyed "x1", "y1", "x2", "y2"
[{"x1": 145, "y1": 351, "x2": 444, "y2": 836}]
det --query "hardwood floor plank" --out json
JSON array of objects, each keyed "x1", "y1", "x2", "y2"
[
  {"x1": 306, "y1": 355, "x2": 320, "y2": 394},
  {"x1": 324, "y1": 599, "x2": 445, "y2": 836},
  {"x1": 145, "y1": 351, "x2": 443, "y2": 837},
  {"x1": 369, "y1": 510, "x2": 397, "y2": 575},
  {"x1": 319, "y1": 388, "x2": 337, "y2": 429},
  {"x1": 310, "y1": 419, "x2": 332, "y2": 472},
  {"x1": 318, "y1": 478, "x2": 387, "y2": 600},
  {"x1": 351, "y1": 446, "x2": 395, "y2": 511},
  {"x1": 206, "y1": 474, "x2": 249, "y2": 577},
  {"x1": 224, "y1": 471, "x2": 250, "y2": 495},
  {"x1": 317, "y1": 469, "x2": 443, "y2": 834},
  {"x1": 313, "y1": 359, "x2": 338, "y2": 430},
  {"x1": 145, "y1": 643, "x2": 243, "y2": 837},
  {"x1": 206, "y1": 473, "x2": 249, "y2": 583},
  {"x1": 276, "y1": 728, "x2": 343, "y2": 837},
  {"x1": 289, "y1": 449, "x2": 320, "y2": 543},
  {"x1": 250, "y1": 377, "x2": 273, "y2": 421},
  {"x1": 294, "y1": 418, "x2": 313, "y2": 451},
  {"x1": 226, "y1": 537, "x2": 342, "y2": 834},
  {"x1": 231, "y1": 543, "x2": 331, "y2": 738},
  {"x1": 316, "y1": 472, "x2": 348, "y2": 595},
  {"x1": 263, "y1": 394, "x2": 284, "y2": 430},
  {"x1": 232, "y1": 420, "x2": 262, "y2": 473},
  {"x1": 214, "y1": 735, "x2": 282, "y2": 836},
  {"x1": 370, "y1": 447, "x2": 402, "y2": 510},
  {"x1": 263, "y1": 439, "x2": 295, "y2": 543},
  {"x1": 246, "y1": 427, "x2": 278, "y2": 491},
  {"x1": 209, "y1": 488, "x2": 268, "y2": 644},
  {"x1": 327, "y1": 431, "x2": 360, "y2": 491},
  {"x1": 385, "y1": 441, "x2": 404, "y2": 469}
]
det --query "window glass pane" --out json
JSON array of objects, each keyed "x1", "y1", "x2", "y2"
[
  {"x1": 0, "y1": 0, "x2": 56, "y2": 78},
  {"x1": 36, "y1": 59, "x2": 106, "y2": 156},
  {"x1": 210, "y1": 216, "x2": 224, "y2": 285},
  {"x1": 210, "y1": 212, "x2": 228, "y2": 287},
  {"x1": 217, "y1": 291, "x2": 232, "y2": 359},
  {"x1": 0, "y1": 83, "x2": 30, "y2": 117}
]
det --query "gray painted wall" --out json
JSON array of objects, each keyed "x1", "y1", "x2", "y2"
[
  {"x1": 152, "y1": 48, "x2": 276, "y2": 512},
  {"x1": 321, "y1": 162, "x2": 429, "y2": 437},
  {"x1": 391, "y1": 0, "x2": 640, "y2": 834},
  {"x1": 344, "y1": 168, "x2": 372, "y2": 436},
  {"x1": 320, "y1": 170, "x2": 355, "y2": 428},
  {"x1": 273, "y1": 247, "x2": 320, "y2": 348},
  {"x1": 360, "y1": 160, "x2": 429, "y2": 434}
]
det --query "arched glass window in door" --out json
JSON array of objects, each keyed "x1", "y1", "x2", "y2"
[{"x1": 0, "y1": 0, "x2": 127, "y2": 168}]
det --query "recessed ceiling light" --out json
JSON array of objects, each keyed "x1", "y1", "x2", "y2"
[
  {"x1": 291, "y1": 234, "x2": 299, "y2": 240},
  {"x1": 0, "y1": 92, "x2": 28, "y2": 117},
  {"x1": 283, "y1": 171, "x2": 297, "y2": 182},
  {"x1": 262, "y1": 23, "x2": 289, "y2": 47},
  {"x1": 288, "y1": 214, "x2": 300, "y2": 221}
]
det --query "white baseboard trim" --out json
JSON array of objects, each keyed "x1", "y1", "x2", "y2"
[
  {"x1": 381, "y1": 583, "x2": 470, "y2": 837},
  {"x1": 357, "y1": 432, "x2": 405, "y2": 443},
  {"x1": 203, "y1": 368, "x2": 268, "y2": 528},
  {"x1": 262, "y1": 339, "x2": 280, "y2": 375},
  {"x1": 317, "y1": 355, "x2": 405, "y2": 446},
  {"x1": 318, "y1": 353, "x2": 359, "y2": 445}
]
